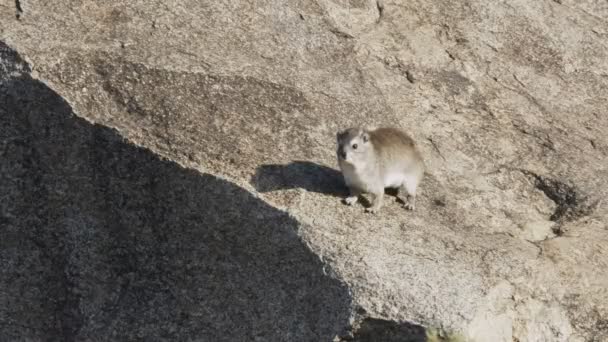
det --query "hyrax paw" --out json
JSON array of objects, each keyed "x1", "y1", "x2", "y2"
[
  {"x1": 365, "y1": 207, "x2": 380, "y2": 214},
  {"x1": 343, "y1": 196, "x2": 358, "y2": 206},
  {"x1": 403, "y1": 203, "x2": 415, "y2": 211}
]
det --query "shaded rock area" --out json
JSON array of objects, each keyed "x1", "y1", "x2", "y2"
[
  {"x1": 1, "y1": 0, "x2": 608, "y2": 340},
  {"x1": 0, "y1": 45, "x2": 351, "y2": 341},
  {"x1": 341, "y1": 318, "x2": 428, "y2": 342}
]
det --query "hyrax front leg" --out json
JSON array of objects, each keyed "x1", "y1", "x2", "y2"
[
  {"x1": 401, "y1": 192, "x2": 416, "y2": 210},
  {"x1": 399, "y1": 178, "x2": 418, "y2": 210},
  {"x1": 343, "y1": 187, "x2": 361, "y2": 206},
  {"x1": 365, "y1": 191, "x2": 384, "y2": 214}
]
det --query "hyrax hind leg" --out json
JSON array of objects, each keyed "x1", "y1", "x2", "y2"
[{"x1": 399, "y1": 174, "x2": 420, "y2": 211}]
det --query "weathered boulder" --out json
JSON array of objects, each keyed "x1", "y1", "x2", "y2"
[{"x1": 1, "y1": 0, "x2": 607, "y2": 340}]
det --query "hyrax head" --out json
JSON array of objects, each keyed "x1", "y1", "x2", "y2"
[{"x1": 336, "y1": 128, "x2": 372, "y2": 165}]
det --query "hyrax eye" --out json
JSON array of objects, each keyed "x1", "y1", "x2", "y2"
[{"x1": 352, "y1": 144, "x2": 358, "y2": 150}]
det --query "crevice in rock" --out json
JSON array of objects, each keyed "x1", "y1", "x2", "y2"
[
  {"x1": 483, "y1": 42, "x2": 498, "y2": 52},
  {"x1": 405, "y1": 70, "x2": 416, "y2": 84},
  {"x1": 512, "y1": 122, "x2": 556, "y2": 152},
  {"x1": 512, "y1": 73, "x2": 527, "y2": 88},
  {"x1": 14, "y1": 0, "x2": 23, "y2": 20},
  {"x1": 380, "y1": 56, "x2": 416, "y2": 83},
  {"x1": 376, "y1": 0, "x2": 384, "y2": 23},
  {"x1": 445, "y1": 50, "x2": 456, "y2": 61},
  {"x1": 427, "y1": 137, "x2": 446, "y2": 162},
  {"x1": 493, "y1": 76, "x2": 549, "y2": 117},
  {"x1": 520, "y1": 170, "x2": 594, "y2": 233},
  {"x1": 433, "y1": 198, "x2": 447, "y2": 207},
  {"x1": 329, "y1": 28, "x2": 355, "y2": 39}
]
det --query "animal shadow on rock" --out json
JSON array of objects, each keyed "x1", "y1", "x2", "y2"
[
  {"x1": 252, "y1": 161, "x2": 349, "y2": 197},
  {"x1": 0, "y1": 41, "x2": 352, "y2": 342},
  {"x1": 253, "y1": 161, "x2": 418, "y2": 209}
]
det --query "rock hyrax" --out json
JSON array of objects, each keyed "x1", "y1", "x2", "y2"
[{"x1": 336, "y1": 127, "x2": 425, "y2": 213}]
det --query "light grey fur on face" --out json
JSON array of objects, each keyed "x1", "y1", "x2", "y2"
[{"x1": 336, "y1": 127, "x2": 425, "y2": 214}]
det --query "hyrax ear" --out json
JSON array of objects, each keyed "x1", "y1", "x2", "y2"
[
  {"x1": 361, "y1": 131, "x2": 370, "y2": 143},
  {"x1": 336, "y1": 130, "x2": 345, "y2": 142}
]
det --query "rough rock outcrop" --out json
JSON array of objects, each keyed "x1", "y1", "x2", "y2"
[
  {"x1": 0, "y1": 43, "x2": 352, "y2": 341},
  {"x1": 1, "y1": 0, "x2": 607, "y2": 341}
]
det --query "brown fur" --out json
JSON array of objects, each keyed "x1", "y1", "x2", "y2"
[{"x1": 369, "y1": 127, "x2": 423, "y2": 172}]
